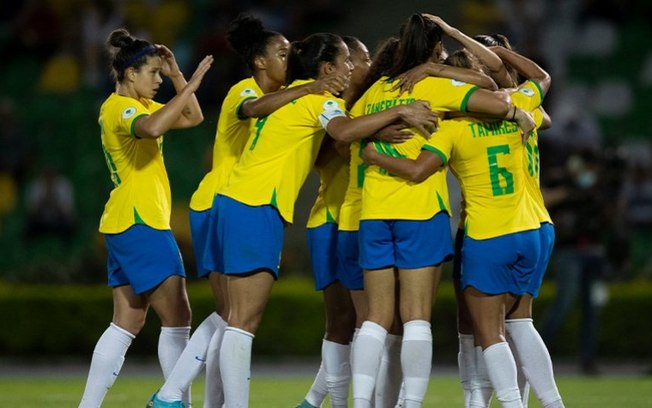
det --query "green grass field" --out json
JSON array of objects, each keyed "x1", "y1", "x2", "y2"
[{"x1": 1, "y1": 373, "x2": 651, "y2": 407}]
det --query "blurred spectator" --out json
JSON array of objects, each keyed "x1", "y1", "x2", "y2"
[
  {"x1": 9, "y1": 0, "x2": 62, "y2": 61},
  {"x1": 540, "y1": 149, "x2": 617, "y2": 375},
  {"x1": 25, "y1": 166, "x2": 77, "y2": 242}
]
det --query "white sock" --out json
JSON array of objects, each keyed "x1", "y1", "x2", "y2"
[
  {"x1": 219, "y1": 327, "x2": 255, "y2": 408},
  {"x1": 470, "y1": 346, "x2": 493, "y2": 408},
  {"x1": 401, "y1": 320, "x2": 432, "y2": 408},
  {"x1": 352, "y1": 321, "x2": 387, "y2": 408},
  {"x1": 304, "y1": 361, "x2": 328, "y2": 407},
  {"x1": 505, "y1": 324, "x2": 529, "y2": 407},
  {"x1": 204, "y1": 314, "x2": 228, "y2": 408},
  {"x1": 506, "y1": 319, "x2": 564, "y2": 408},
  {"x1": 323, "y1": 340, "x2": 352, "y2": 408},
  {"x1": 457, "y1": 334, "x2": 475, "y2": 407},
  {"x1": 396, "y1": 381, "x2": 406, "y2": 408},
  {"x1": 375, "y1": 334, "x2": 403, "y2": 408},
  {"x1": 78, "y1": 323, "x2": 135, "y2": 408},
  {"x1": 483, "y1": 342, "x2": 523, "y2": 408},
  {"x1": 157, "y1": 313, "x2": 221, "y2": 403},
  {"x1": 159, "y1": 326, "x2": 191, "y2": 405}
]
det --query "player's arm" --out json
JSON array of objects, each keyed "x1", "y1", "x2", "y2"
[
  {"x1": 240, "y1": 73, "x2": 349, "y2": 118},
  {"x1": 136, "y1": 54, "x2": 213, "y2": 138},
  {"x1": 490, "y1": 46, "x2": 551, "y2": 96},
  {"x1": 423, "y1": 14, "x2": 514, "y2": 88},
  {"x1": 327, "y1": 101, "x2": 438, "y2": 143},
  {"x1": 391, "y1": 63, "x2": 498, "y2": 94},
  {"x1": 361, "y1": 142, "x2": 444, "y2": 183}
]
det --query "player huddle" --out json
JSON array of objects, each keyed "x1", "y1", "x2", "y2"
[{"x1": 78, "y1": 10, "x2": 564, "y2": 408}]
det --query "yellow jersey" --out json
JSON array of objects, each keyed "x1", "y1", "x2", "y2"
[
  {"x1": 189, "y1": 78, "x2": 261, "y2": 211},
  {"x1": 338, "y1": 97, "x2": 367, "y2": 231},
  {"x1": 306, "y1": 140, "x2": 349, "y2": 228},
  {"x1": 514, "y1": 80, "x2": 552, "y2": 224},
  {"x1": 220, "y1": 79, "x2": 347, "y2": 224},
  {"x1": 98, "y1": 93, "x2": 167, "y2": 233},
  {"x1": 425, "y1": 109, "x2": 540, "y2": 240},
  {"x1": 360, "y1": 76, "x2": 479, "y2": 221}
]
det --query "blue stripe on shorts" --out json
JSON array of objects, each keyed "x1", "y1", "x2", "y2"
[{"x1": 105, "y1": 224, "x2": 185, "y2": 295}]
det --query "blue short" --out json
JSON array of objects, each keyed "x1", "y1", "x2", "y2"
[
  {"x1": 336, "y1": 230, "x2": 363, "y2": 290},
  {"x1": 206, "y1": 195, "x2": 284, "y2": 278},
  {"x1": 307, "y1": 223, "x2": 339, "y2": 290},
  {"x1": 452, "y1": 228, "x2": 464, "y2": 281},
  {"x1": 189, "y1": 208, "x2": 212, "y2": 278},
  {"x1": 202, "y1": 194, "x2": 223, "y2": 274},
  {"x1": 359, "y1": 212, "x2": 454, "y2": 270},
  {"x1": 461, "y1": 229, "x2": 540, "y2": 296},
  {"x1": 527, "y1": 222, "x2": 555, "y2": 298},
  {"x1": 105, "y1": 224, "x2": 185, "y2": 295}
]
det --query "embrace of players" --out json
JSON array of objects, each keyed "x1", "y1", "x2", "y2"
[{"x1": 81, "y1": 9, "x2": 565, "y2": 408}]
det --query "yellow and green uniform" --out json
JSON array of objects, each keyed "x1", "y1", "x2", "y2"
[
  {"x1": 424, "y1": 99, "x2": 542, "y2": 240},
  {"x1": 220, "y1": 79, "x2": 347, "y2": 223},
  {"x1": 189, "y1": 78, "x2": 262, "y2": 211},
  {"x1": 98, "y1": 93, "x2": 167, "y2": 233},
  {"x1": 360, "y1": 76, "x2": 480, "y2": 221},
  {"x1": 338, "y1": 97, "x2": 368, "y2": 232},
  {"x1": 306, "y1": 144, "x2": 349, "y2": 228},
  {"x1": 515, "y1": 80, "x2": 552, "y2": 225}
]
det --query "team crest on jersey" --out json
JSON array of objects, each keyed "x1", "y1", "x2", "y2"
[
  {"x1": 519, "y1": 87, "x2": 535, "y2": 97},
  {"x1": 451, "y1": 79, "x2": 467, "y2": 87},
  {"x1": 122, "y1": 107, "x2": 137, "y2": 119},
  {"x1": 240, "y1": 88, "x2": 258, "y2": 97}
]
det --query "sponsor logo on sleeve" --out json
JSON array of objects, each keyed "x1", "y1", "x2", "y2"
[
  {"x1": 240, "y1": 88, "x2": 258, "y2": 97},
  {"x1": 451, "y1": 79, "x2": 467, "y2": 87},
  {"x1": 122, "y1": 107, "x2": 137, "y2": 119},
  {"x1": 520, "y1": 87, "x2": 535, "y2": 97}
]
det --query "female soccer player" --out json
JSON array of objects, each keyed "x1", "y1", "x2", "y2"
[
  {"x1": 78, "y1": 29, "x2": 212, "y2": 408},
  {"x1": 349, "y1": 13, "x2": 534, "y2": 408},
  {"x1": 361, "y1": 47, "x2": 548, "y2": 408},
  {"x1": 212, "y1": 32, "x2": 438, "y2": 407},
  {"x1": 297, "y1": 36, "x2": 372, "y2": 408},
  {"x1": 149, "y1": 14, "x2": 347, "y2": 408}
]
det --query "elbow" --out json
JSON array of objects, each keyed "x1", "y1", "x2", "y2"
[{"x1": 410, "y1": 167, "x2": 432, "y2": 183}]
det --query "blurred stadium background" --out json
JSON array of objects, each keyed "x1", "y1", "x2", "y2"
[{"x1": 1, "y1": 0, "x2": 652, "y2": 374}]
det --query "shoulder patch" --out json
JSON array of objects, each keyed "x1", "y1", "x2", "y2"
[
  {"x1": 240, "y1": 88, "x2": 258, "y2": 97},
  {"x1": 323, "y1": 99, "x2": 342, "y2": 111},
  {"x1": 122, "y1": 107, "x2": 137, "y2": 119},
  {"x1": 451, "y1": 79, "x2": 467, "y2": 87},
  {"x1": 519, "y1": 87, "x2": 535, "y2": 97}
]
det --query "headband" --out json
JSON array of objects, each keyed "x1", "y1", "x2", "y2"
[{"x1": 119, "y1": 45, "x2": 157, "y2": 72}]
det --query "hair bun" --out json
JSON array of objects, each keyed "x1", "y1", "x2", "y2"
[{"x1": 108, "y1": 28, "x2": 134, "y2": 49}]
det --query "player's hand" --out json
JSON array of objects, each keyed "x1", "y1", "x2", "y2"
[
  {"x1": 397, "y1": 100, "x2": 439, "y2": 139},
  {"x1": 421, "y1": 14, "x2": 455, "y2": 35},
  {"x1": 391, "y1": 63, "x2": 431, "y2": 95},
  {"x1": 513, "y1": 107, "x2": 535, "y2": 143},
  {"x1": 375, "y1": 123, "x2": 414, "y2": 143},
  {"x1": 361, "y1": 141, "x2": 381, "y2": 165},
  {"x1": 184, "y1": 55, "x2": 214, "y2": 93},
  {"x1": 307, "y1": 73, "x2": 349, "y2": 96},
  {"x1": 157, "y1": 44, "x2": 183, "y2": 78}
]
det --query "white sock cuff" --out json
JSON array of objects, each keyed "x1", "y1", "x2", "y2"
[
  {"x1": 505, "y1": 318, "x2": 534, "y2": 325},
  {"x1": 225, "y1": 326, "x2": 255, "y2": 339},
  {"x1": 109, "y1": 323, "x2": 136, "y2": 340},
  {"x1": 360, "y1": 321, "x2": 387, "y2": 342},
  {"x1": 160, "y1": 326, "x2": 191, "y2": 338},
  {"x1": 323, "y1": 338, "x2": 351, "y2": 351},
  {"x1": 482, "y1": 341, "x2": 510, "y2": 356},
  {"x1": 403, "y1": 320, "x2": 432, "y2": 342}
]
